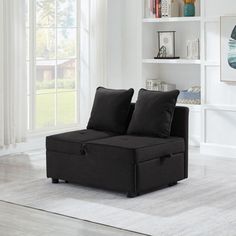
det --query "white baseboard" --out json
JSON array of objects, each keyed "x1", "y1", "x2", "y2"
[
  {"x1": 200, "y1": 143, "x2": 236, "y2": 158},
  {"x1": 0, "y1": 137, "x2": 45, "y2": 157},
  {"x1": 189, "y1": 135, "x2": 200, "y2": 147}
]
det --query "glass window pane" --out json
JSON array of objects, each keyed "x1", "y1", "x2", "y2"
[
  {"x1": 57, "y1": 59, "x2": 76, "y2": 91},
  {"x1": 36, "y1": 29, "x2": 56, "y2": 59},
  {"x1": 36, "y1": 94, "x2": 55, "y2": 129},
  {"x1": 36, "y1": 0, "x2": 55, "y2": 27},
  {"x1": 27, "y1": 0, "x2": 79, "y2": 131},
  {"x1": 57, "y1": 92, "x2": 76, "y2": 125},
  {"x1": 57, "y1": 29, "x2": 76, "y2": 59},
  {"x1": 57, "y1": 0, "x2": 77, "y2": 27},
  {"x1": 36, "y1": 60, "x2": 56, "y2": 94}
]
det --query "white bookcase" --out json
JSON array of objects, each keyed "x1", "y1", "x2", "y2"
[{"x1": 141, "y1": 0, "x2": 203, "y2": 146}]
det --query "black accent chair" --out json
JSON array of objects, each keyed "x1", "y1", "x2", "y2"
[{"x1": 46, "y1": 105, "x2": 189, "y2": 197}]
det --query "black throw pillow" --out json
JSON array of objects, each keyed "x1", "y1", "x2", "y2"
[
  {"x1": 127, "y1": 89, "x2": 179, "y2": 138},
  {"x1": 87, "y1": 87, "x2": 134, "y2": 134}
]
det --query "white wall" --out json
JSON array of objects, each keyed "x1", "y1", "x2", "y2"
[
  {"x1": 121, "y1": 0, "x2": 142, "y2": 98},
  {"x1": 107, "y1": 0, "x2": 124, "y2": 89},
  {"x1": 107, "y1": 0, "x2": 142, "y2": 99}
]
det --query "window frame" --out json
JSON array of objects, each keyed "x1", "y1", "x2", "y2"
[{"x1": 27, "y1": 0, "x2": 80, "y2": 133}]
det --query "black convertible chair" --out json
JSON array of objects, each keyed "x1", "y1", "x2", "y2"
[{"x1": 46, "y1": 105, "x2": 189, "y2": 197}]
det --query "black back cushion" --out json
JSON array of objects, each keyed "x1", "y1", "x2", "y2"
[
  {"x1": 127, "y1": 89, "x2": 179, "y2": 138},
  {"x1": 87, "y1": 87, "x2": 134, "y2": 134}
]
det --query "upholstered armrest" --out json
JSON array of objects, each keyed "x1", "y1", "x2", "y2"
[{"x1": 171, "y1": 106, "x2": 189, "y2": 178}]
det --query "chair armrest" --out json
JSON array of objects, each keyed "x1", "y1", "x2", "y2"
[{"x1": 171, "y1": 106, "x2": 189, "y2": 178}]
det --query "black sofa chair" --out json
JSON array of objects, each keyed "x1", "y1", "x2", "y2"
[{"x1": 46, "y1": 104, "x2": 189, "y2": 198}]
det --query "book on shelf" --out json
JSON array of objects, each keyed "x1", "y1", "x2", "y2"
[
  {"x1": 144, "y1": 0, "x2": 179, "y2": 18},
  {"x1": 157, "y1": 0, "x2": 162, "y2": 18},
  {"x1": 153, "y1": 0, "x2": 156, "y2": 17},
  {"x1": 144, "y1": 0, "x2": 161, "y2": 18}
]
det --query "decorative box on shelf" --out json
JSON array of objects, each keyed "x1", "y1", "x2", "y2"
[
  {"x1": 177, "y1": 86, "x2": 201, "y2": 105},
  {"x1": 146, "y1": 79, "x2": 162, "y2": 91},
  {"x1": 146, "y1": 79, "x2": 176, "y2": 91},
  {"x1": 162, "y1": 83, "x2": 176, "y2": 91}
]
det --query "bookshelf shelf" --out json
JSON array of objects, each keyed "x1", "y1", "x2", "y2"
[
  {"x1": 142, "y1": 16, "x2": 201, "y2": 23},
  {"x1": 142, "y1": 59, "x2": 201, "y2": 65},
  {"x1": 176, "y1": 103, "x2": 201, "y2": 111}
]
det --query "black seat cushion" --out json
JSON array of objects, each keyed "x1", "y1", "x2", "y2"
[
  {"x1": 127, "y1": 89, "x2": 179, "y2": 138},
  {"x1": 46, "y1": 129, "x2": 116, "y2": 155},
  {"x1": 85, "y1": 135, "x2": 185, "y2": 164},
  {"x1": 87, "y1": 87, "x2": 134, "y2": 134}
]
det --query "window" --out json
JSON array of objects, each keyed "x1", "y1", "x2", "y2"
[{"x1": 26, "y1": 0, "x2": 80, "y2": 131}]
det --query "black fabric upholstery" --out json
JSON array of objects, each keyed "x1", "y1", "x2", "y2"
[
  {"x1": 46, "y1": 105, "x2": 189, "y2": 197},
  {"x1": 86, "y1": 135, "x2": 185, "y2": 163},
  {"x1": 46, "y1": 129, "x2": 116, "y2": 155},
  {"x1": 127, "y1": 89, "x2": 179, "y2": 138},
  {"x1": 171, "y1": 106, "x2": 189, "y2": 178},
  {"x1": 137, "y1": 153, "x2": 185, "y2": 193},
  {"x1": 126, "y1": 103, "x2": 135, "y2": 130},
  {"x1": 47, "y1": 150, "x2": 135, "y2": 193},
  {"x1": 87, "y1": 87, "x2": 134, "y2": 134}
]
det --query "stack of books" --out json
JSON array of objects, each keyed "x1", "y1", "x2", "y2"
[{"x1": 144, "y1": 0, "x2": 179, "y2": 18}]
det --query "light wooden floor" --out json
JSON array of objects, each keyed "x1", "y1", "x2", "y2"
[
  {"x1": 0, "y1": 201, "x2": 144, "y2": 236},
  {"x1": 0, "y1": 151, "x2": 144, "y2": 236}
]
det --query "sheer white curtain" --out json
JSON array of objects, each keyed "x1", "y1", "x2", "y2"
[
  {"x1": 80, "y1": 0, "x2": 108, "y2": 126},
  {"x1": 89, "y1": 0, "x2": 108, "y2": 98},
  {"x1": 0, "y1": 0, "x2": 27, "y2": 147}
]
